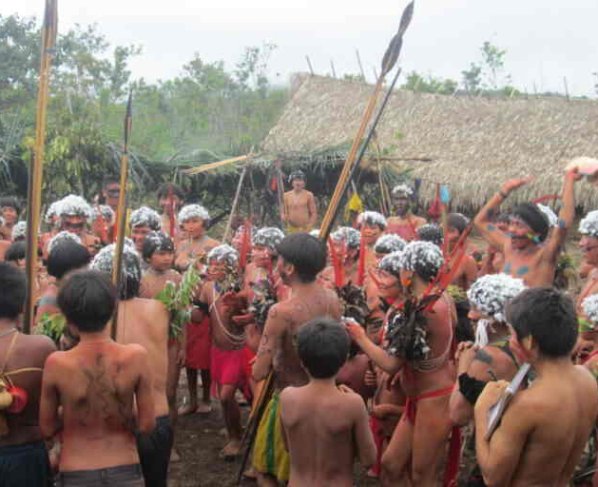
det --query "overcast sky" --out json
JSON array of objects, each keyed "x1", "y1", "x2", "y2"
[{"x1": 3, "y1": 0, "x2": 598, "y2": 96}]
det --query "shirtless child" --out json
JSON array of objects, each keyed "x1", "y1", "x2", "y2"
[
  {"x1": 129, "y1": 206, "x2": 162, "y2": 256},
  {"x1": 282, "y1": 170, "x2": 317, "y2": 233},
  {"x1": 91, "y1": 244, "x2": 172, "y2": 487},
  {"x1": 475, "y1": 287, "x2": 598, "y2": 486},
  {"x1": 175, "y1": 204, "x2": 219, "y2": 415},
  {"x1": 139, "y1": 231, "x2": 184, "y2": 422},
  {"x1": 280, "y1": 317, "x2": 376, "y2": 487},
  {"x1": 0, "y1": 196, "x2": 20, "y2": 240},
  {"x1": 157, "y1": 183, "x2": 185, "y2": 239},
  {"x1": 0, "y1": 263, "x2": 56, "y2": 486},
  {"x1": 319, "y1": 226, "x2": 361, "y2": 289},
  {"x1": 40, "y1": 270, "x2": 154, "y2": 486},
  {"x1": 445, "y1": 213, "x2": 478, "y2": 290},
  {"x1": 253, "y1": 233, "x2": 342, "y2": 485},
  {"x1": 386, "y1": 184, "x2": 426, "y2": 241},
  {"x1": 473, "y1": 172, "x2": 579, "y2": 287}
]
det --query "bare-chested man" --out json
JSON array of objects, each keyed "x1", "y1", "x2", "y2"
[
  {"x1": 157, "y1": 183, "x2": 185, "y2": 239},
  {"x1": 347, "y1": 241, "x2": 457, "y2": 487},
  {"x1": 577, "y1": 211, "x2": 598, "y2": 310},
  {"x1": 91, "y1": 243, "x2": 172, "y2": 487},
  {"x1": 40, "y1": 270, "x2": 155, "y2": 486},
  {"x1": 475, "y1": 287, "x2": 598, "y2": 486},
  {"x1": 386, "y1": 184, "x2": 426, "y2": 241},
  {"x1": 280, "y1": 317, "x2": 376, "y2": 487},
  {"x1": 282, "y1": 170, "x2": 317, "y2": 233},
  {"x1": 0, "y1": 263, "x2": 56, "y2": 486},
  {"x1": 473, "y1": 172, "x2": 578, "y2": 287},
  {"x1": 252, "y1": 233, "x2": 342, "y2": 485}
]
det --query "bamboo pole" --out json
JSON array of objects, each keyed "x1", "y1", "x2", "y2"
[
  {"x1": 222, "y1": 164, "x2": 249, "y2": 243},
  {"x1": 111, "y1": 93, "x2": 133, "y2": 340},
  {"x1": 24, "y1": 0, "x2": 58, "y2": 333}
]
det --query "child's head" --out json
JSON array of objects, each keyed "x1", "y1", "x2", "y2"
[
  {"x1": 252, "y1": 227, "x2": 285, "y2": 268},
  {"x1": 178, "y1": 204, "x2": 210, "y2": 238},
  {"x1": 91, "y1": 243, "x2": 141, "y2": 300},
  {"x1": 47, "y1": 239, "x2": 91, "y2": 280},
  {"x1": 206, "y1": 244, "x2": 238, "y2": 282},
  {"x1": 142, "y1": 231, "x2": 175, "y2": 271},
  {"x1": 330, "y1": 226, "x2": 360, "y2": 263},
  {"x1": 357, "y1": 211, "x2": 387, "y2": 245},
  {"x1": 506, "y1": 287, "x2": 577, "y2": 360},
  {"x1": 296, "y1": 317, "x2": 350, "y2": 379},
  {"x1": 0, "y1": 262, "x2": 26, "y2": 319},
  {"x1": 58, "y1": 270, "x2": 116, "y2": 333},
  {"x1": 0, "y1": 196, "x2": 20, "y2": 225},
  {"x1": 374, "y1": 234, "x2": 405, "y2": 262},
  {"x1": 129, "y1": 206, "x2": 162, "y2": 252}
]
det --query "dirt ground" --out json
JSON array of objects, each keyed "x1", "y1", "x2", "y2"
[{"x1": 167, "y1": 398, "x2": 380, "y2": 487}]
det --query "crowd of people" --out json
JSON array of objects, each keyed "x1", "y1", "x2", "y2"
[{"x1": 1, "y1": 166, "x2": 598, "y2": 487}]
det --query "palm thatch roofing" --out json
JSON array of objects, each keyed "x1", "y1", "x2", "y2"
[{"x1": 262, "y1": 74, "x2": 598, "y2": 210}]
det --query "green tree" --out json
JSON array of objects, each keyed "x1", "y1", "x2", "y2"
[
  {"x1": 461, "y1": 63, "x2": 482, "y2": 94},
  {"x1": 402, "y1": 71, "x2": 458, "y2": 95}
]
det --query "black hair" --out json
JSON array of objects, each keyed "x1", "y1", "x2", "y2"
[
  {"x1": 417, "y1": 224, "x2": 443, "y2": 246},
  {"x1": 276, "y1": 233, "x2": 326, "y2": 283},
  {"x1": 58, "y1": 270, "x2": 116, "y2": 333},
  {"x1": 0, "y1": 196, "x2": 21, "y2": 215},
  {"x1": 296, "y1": 317, "x2": 349, "y2": 379},
  {"x1": 447, "y1": 213, "x2": 469, "y2": 235},
  {"x1": 47, "y1": 240, "x2": 91, "y2": 279},
  {"x1": 506, "y1": 287, "x2": 577, "y2": 358},
  {"x1": 102, "y1": 176, "x2": 120, "y2": 188},
  {"x1": 0, "y1": 262, "x2": 26, "y2": 319},
  {"x1": 511, "y1": 203, "x2": 549, "y2": 242},
  {"x1": 142, "y1": 231, "x2": 174, "y2": 261},
  {"x1": 156, "y1": 183, "x2": 185, "y2": 201},
  {"x1": 4, "y1": 241, "x2": 26, "y2": 263}
]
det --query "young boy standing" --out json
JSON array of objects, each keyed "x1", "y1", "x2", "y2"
[{"x1": 280, "y1": 317, "x2": 376, "y2": 487}]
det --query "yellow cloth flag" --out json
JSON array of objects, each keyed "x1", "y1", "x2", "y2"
[{"x1": 344, "y1": 192, "x2": 364, "y2": 222}]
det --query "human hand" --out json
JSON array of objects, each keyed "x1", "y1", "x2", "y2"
[
  {"x1": 232, "y1": 313, "x2": 255, "y2": 327},
  {"x1": 344, "y1": 318, "x2": 366, "y2": 343},
  {"x1": 455, "y1": 341, "x2": 478, "y2": 374},
  {"x1": 176, "y1": 347, "x2": 186, "y2": 367},
  {"x1": 364, "y1": 368, "x2": 377, "y2": 387},
  {"x1": 500, "y1": 177, "x2": 532, "y2": 194},
  {"x1": 565, "y1": 166, "x2": 583, "y2": 182},
  {"x1": 337, "y1": 384, "x2": 356, "y2": 394},
  {"x1": 474, "y1": 380, "x2": 509, "y2": 412}
]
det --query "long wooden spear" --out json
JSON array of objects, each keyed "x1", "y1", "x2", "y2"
[
  {"x1": 24, "y1": 0, "x2": 58, "y2": 333},
  {"x1": 319, "y1": 1, "x2": 414, "y2": 241},
  {"x1": 111, "y1": 92, "x2": 133, "y2": 339},
  {"x1": 222, "y1": 164, "x2": 249, "y2": 242}
]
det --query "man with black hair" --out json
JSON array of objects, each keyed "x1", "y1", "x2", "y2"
[
  {"x1": 474, "y1": 287, "x2": 598, "y2": 486},
  {"x1": 91, "y1": 244, "x2": 171, "y2": 487},
  {"x1": 386, "y1": 184, "x2": 426, "y2": 241},
  {"x1": 474, "y1": 171, "x2": 579, "y2": 286},
  {"x1": 157, "y1": 183, "x2": 185, "y2": 238},
  {"x1": 252, "y1": 233, "x2": 342, "y2": 485},
  {"x1": 279, "y1": 318, "x2": 376, "y2": 486},
  {"x1": 0, "y1": 263, "x2": 56, "y2": 487},
  {"x1": 40, "y1": 270, "x2": 154, "y2": 486},
  {"x1": 101, "y1": 176, "x2": 121, "y2": 212},
  {"x1": 282, "y1": 170, "x2": 317, "y2": 233},
  {"x1": 0, "y1": 196, "x2": 20, "y2": 239}
]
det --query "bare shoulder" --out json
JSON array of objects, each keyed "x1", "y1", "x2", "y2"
[
  {"x1": 268, "y1": 301, "x2": 291, "y2": 320},
  {"x1": 414, "y1": 216, "x2": 427, "y2": 227},
  {"x1": 574, "y1": 364, "x2": 598, "y2": 391},
  {"x1": 19, "y1": 333, "x2": 56, "y2": 356},
  {"x1": 205, "y1": 237, "x2": 220, "y2": 249},
  {"x1": 280, "y1": 386, "x2": 299, "y2": 403}
]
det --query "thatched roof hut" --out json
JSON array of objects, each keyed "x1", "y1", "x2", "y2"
[{"x1": 262, "y1": 74, "x2": 598, "y2": 211}]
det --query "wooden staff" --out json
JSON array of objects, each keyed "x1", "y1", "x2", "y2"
[
  {"x1": 222, "y1": 164, "x2": 249, "y2": 242},
  {"x1": 111, "y1": 92, "x2": 133, "y2": 340},
  {"x1": 24, "y1": 0, "x2": 58, "y2": 333},
  {"x1": 319, "y1": 1, "x2": 414, "y2": 241}
]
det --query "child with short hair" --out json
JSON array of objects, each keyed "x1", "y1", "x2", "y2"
[{"x1": 279, "y1": 317, "x2": 376, "y2": 486}]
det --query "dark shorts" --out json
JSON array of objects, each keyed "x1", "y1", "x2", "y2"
[
  {"x1": 136, "y1": 415, "x2": 174, "y2": 487},
  {"x1": 56, "y1": 464, "x2": 143, "y2": 487},
  {"x1": 0, "y1": 440, "x2": 51, "y2": 487}
]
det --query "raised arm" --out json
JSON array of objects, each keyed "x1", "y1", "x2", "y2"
[
  {"x1": 473, "y1": 178, "x2": 531, "y2": 251},
  {"x1": 543, "y1": 170, "x2": 579, "y2": 262},
  {"x1": 346, "y1": 321, "x2": 403, "y2": 375},
  {"x1": 252, "y1": 303, "x2": 286, "y2": 381},
  {"x1": 474, "y1": 382, "x2": 532, "y2": 486}
]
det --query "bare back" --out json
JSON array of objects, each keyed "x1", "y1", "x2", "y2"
[
  {"x1": 280, "y1": 385, "x2": 374, "y2": 487},
  {"x1": 117, "y1": 298, "x2": 170, "y2": 416},
  {"x1": 0, "y1": 333, "x2": 55, "y2": 447},
  {"x1": 41, "y1": 341, "x2": 153, "y2": 471},
  {"x1": 273, "y1": 286, "x2": 341, "y2": 389}
]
